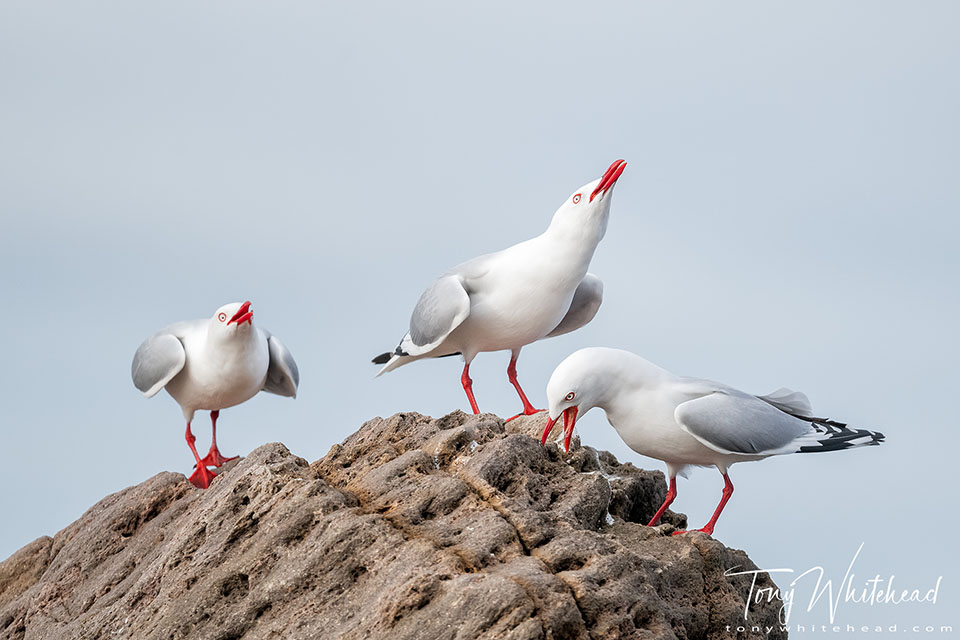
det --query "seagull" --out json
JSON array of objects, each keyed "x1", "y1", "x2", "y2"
[
  {"x1": 373, "y1": 159, "x2": 627, "y2": 418},
  {"x1": 131, "y1": 301, "x2": 299, "y2": 489},
  {"x1": 541, "y1": 347, "x2": 884, "y2": 536}
]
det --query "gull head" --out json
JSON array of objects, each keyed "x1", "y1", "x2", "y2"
[
  {"x1": 542, "y1": 347, "x2": 638, "y2": 452},
  {"x1": 548, "y1": 159, "x2": 627, "y2": 239},
  {"x1": 209, "y1": 301, "x2": 255, "y2": 338},
  {"x1": 542, "y1": 349, "x2": 605, "y2": 452}
]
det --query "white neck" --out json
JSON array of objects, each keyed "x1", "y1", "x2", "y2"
[
  {"x1": 205, "y1": 322, "x2": 258, "y2": 359},
  {"x1": 540, "y1": 201, "x2": 611, "y2": 268}
]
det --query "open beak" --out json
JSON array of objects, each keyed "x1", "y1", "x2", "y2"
[
  {"x1": 589, "y1": 159, "x2": 627, "y2": 202},
  {"x1": 540, "y1": 406, "x2": 580, "y2": 453},
  {"x1": 227, "y1": 300, "x2": 253, "y2": 326}
]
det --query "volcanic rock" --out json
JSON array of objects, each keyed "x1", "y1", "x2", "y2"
[{"x1": 0, "y1": 411, "x2": 786, "y2": 639}]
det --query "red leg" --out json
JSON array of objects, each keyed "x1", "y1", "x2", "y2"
[
  {"x1": 200, "y1": 410, "x2": 237, "y2": 467},
  {"x1": 672, "y1": 473, "x2": 733, "y2": 536},
  {"x1": 461, "y1": 362, "x2": 480, "y2": 414},
  {"x1": 185, "y1": 422, "x2": 216, "y2": 489},
  {"x1": 505, "y1": 352, "x2": 541, "y2": 421},
  {"x1": 647, "y1": 476, "x2": 677, "y2": 527}
]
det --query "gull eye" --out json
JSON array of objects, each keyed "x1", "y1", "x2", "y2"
[
  {"x1": 572, "y1": 193, "x2": 581, "y2": 204},
  {"x1": 565, "y1": 392, "x2": 575, "y2": 402},
  {"x1": 218, "y1": 313, "x2": 227, "y2": 322}
]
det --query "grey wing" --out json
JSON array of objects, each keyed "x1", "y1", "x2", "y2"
[
  {"x1": 546, "y1": 273, "x2": 603, "y2": 338},
  {"x1": 260, "y1": 330, "x2": 300, "y2": 398},
  {"x1": 675, "y1": 390, "x2": 812, "y2": 456},
  {"x1": 399, "y1": 275, "x2": 471, "y2": 356},
  {"x1": 131, "y1": 333, "x2": 186, "y2": 398}
]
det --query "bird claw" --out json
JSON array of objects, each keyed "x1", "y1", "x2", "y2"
[{"x1": 670, "y1": 528, "x2": 713, "y2": 537}]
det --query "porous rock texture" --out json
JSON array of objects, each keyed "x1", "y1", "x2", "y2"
[{"x1": 0, "y1": 411, "x2": 786, "y2": 640}]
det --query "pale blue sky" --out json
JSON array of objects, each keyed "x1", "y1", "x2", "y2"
[{"x1": 2, "y1": 1, "x2": 957, "y2": 630}]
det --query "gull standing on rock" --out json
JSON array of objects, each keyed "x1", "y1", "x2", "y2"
[
  {"x1": 132, "y1": 301, "x2": 300, "y2": 489},
  {"x1": 373, "y1": 160, "x2": 627, "y2": 418},
  {"x1": 541, "y1": 348, "x2": 884, "y2": 536}
]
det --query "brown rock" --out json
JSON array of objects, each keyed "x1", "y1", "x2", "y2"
[
  {"x1": 0, "y1": 537, "x2": 53, "y2": 613},
  {"x1": 0, "y1": 411, "x2": 786, "y2": 640}
]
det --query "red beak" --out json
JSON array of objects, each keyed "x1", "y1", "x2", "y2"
[
  {"x1": 589, "y1": 159, "x2": 627, "y2": 202},
  {"x1": 540, "y1": 406, "x2": 580, "y2": 452},
  {"x1": 227, "y1": 300, "x2": 253, "y2": 326}
]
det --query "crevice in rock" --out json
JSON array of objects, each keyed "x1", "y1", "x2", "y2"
[
  {"x1": 553, "y1": 573, "x2": 596, "y2": 640},
  {"x1": 457, "y1": 475, "x2": 535, "y2": 557}
]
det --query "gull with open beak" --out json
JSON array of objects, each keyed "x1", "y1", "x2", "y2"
[
  {"x1": 541, "y1": 348, "x2": 884, "y2": 536},
  {"x1": 373, "y1": 160, "x2": 627, "y2": 418},
  {"x1": 131, "y1": 301, "x2": 300, "y2": 488}
]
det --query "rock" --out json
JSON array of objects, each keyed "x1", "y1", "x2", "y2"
[
  {"x1": 0, "y1": 537, "x2": 52, "y2": 613},
  {"x1": 0, "y1": 411, "x2": 786, "y2": 639}
]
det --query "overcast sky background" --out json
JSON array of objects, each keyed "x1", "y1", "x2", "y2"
[{"x1": 2, "y1": 1, "x2": 957, "y2": 630}]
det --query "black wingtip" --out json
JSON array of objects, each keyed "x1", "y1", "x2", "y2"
[
  {"x1": 372, "y1": 352, "x2": 392, "y2": 365},
  {"x1": 797, "y1": 424, "x2": 886, "y2": 453}
]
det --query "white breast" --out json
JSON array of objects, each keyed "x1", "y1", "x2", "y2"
[
  {"x1": 450, "y1": 238, "x2": 586, "y2": 354},
  {"x1": 165, "y1": 327, "x2": 269, "y2": 416}
]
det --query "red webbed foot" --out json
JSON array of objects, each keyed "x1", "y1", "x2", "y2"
[
  {"x1": 188, "y1": 464, "x2": 217, "y2": 489},
  {"x1": 200, "y1": 447, "x2": 237, "y2": 468},
  {"x1": 505, "y1": 407, "x2": 544, "y2": 422}
]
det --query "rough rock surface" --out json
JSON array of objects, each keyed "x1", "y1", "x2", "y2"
[{"x1": 0, "y1": 411, "x2": 786, "y2": 640}]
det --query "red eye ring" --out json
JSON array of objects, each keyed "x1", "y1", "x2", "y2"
[
  {"x1": 565, "y1": 392, "x2": 575, "y2": 401},
  {"x1": 218, "y1": 313, "x2": 227, "y2": 322},
  {"x1": 572, "y1": 193, "x2": 582, "y2": 204}
]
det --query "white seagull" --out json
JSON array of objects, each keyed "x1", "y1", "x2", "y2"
[
  {"x1": 541, "y1": 348, "x2": 884, "y2": 536},
  {"x1": 132, "y1": 301, "x2": 299, "y2": 488},
  {"x1": 373, "y1": 159, "x2": 627, "y2": 418}
]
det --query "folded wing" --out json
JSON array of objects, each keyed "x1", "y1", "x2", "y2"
[
  {"x1": 399, "y1": 275, "x2": 471, "y2": 357},
  {"x1": 546, "y1": 273, "x2": 603, "y2": 338},
  {"x1": 131, "y1": 333, "x2": 186, "y2": 398},
  {"x1": 677, "y1": 386, "x2": 884, "y2": 456},
  {"x1": 675, "y1": 390, "x2": 811, "y2": 456},
  {"x1": 261, "y1": 330, "x2": 300, "y2": 398}
]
